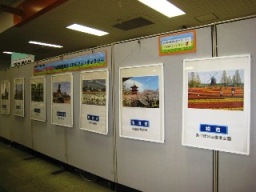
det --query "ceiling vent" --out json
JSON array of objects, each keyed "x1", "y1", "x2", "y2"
[{"x1": 113, "y1": 17, "x2": 154, "y2": 31}]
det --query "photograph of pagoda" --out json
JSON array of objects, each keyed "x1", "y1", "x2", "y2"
[
  {"x1": 122, "y1": 75, "x2": 159, "y2": 108},
  {"x1": 52, "y1": 82, "x2": 71, "y2": 104},
  {"x1": 82, "y1": 79, "x2": 106, "y2": 106}
]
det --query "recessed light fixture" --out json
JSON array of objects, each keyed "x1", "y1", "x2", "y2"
[
  {"x1": 66, "y1": 24, "x2": 109, "y2": 36},
  {"x1": 3, "y1": 51, "x2": 13, "y2": 54},
  {"x1": 28, "y1": 41, "x2": 63, "y2": 48},
  {"x1": 138, "y1": 0, "x2": 185, "y2": 18}
]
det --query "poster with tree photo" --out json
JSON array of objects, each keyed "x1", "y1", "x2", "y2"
[
  {"x1": 14, "y1": 78, "x2": 25, "y2": 117},
  {"x1": 0, "y1": 80, "x2": 10, "y2": 115},
  {"x1": 119, "y1": 64, "x2": 164, "y2": 143},
  {"x1": 80, "y1": 69, "x2": 109, "y2": 134},
  {"x1": 51, "y1": 73, "x2": 73, "y2": 127},
  {"x1": 182, "y1": 54, "x2": 251, "y2": 155},
  {"x1": 30, "y1": 76, "x2": 46, "y2": 122}
]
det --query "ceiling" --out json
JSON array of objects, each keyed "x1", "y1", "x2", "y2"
[{"x1": 0, "y1": 0, "x2": 256, "y2": 69}]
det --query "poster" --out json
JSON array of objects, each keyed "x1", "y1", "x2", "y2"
[
  {"x1": 30, "y1": 76, "x2": 46, "y2": 122},
  {"x1": 119, "y1": 64, "x2": 164, "y2": 143},
  {"x1": 80, "y1": 69, "x2": 109, "y2": 134},
  {"x1": 51, "y1": 73, "x2": 73, "y2": 127},
  {"x1": 182, "y1": 54, "x2": 251, "y2": 155},
  {"x1": 14, "y1": 77, "x2": 25, "y2": 117},
  {"x1": 159, "y1": 30, "x2": 196, "y2": 56},
  {"x1": 0, "y1": 80, "x2": 10, "y2": 115}
]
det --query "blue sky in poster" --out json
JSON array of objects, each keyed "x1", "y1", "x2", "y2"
[
  {"x1": 53, "y1": 82, "x2": 71, "y2": 95},
  {"x1": 189, "y1": 70, "x2": 244, "y2": 84},
  {"x1": 123, "y1": 76, "x2": 159, "y2": 92}
]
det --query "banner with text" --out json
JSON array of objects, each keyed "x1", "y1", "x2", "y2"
[{"x1": 34, "y1": 51, "x2": 107, "y2": 75}]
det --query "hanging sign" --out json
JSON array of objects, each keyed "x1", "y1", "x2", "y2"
[
  {"x1": 182, "y1": 54, "x2": 251, "y2": 155},
  {"x1": 34, "y1": 51, "x2": 107, "y2": 75},
  {"x1": 159, "y1": 30, "x2": 196, "y2": 56}
]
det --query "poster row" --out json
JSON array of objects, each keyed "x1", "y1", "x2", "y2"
[{"x1": 0, "y1": 54, "x2": 251, "y2": 155}]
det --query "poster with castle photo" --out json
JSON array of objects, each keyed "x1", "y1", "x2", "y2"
[
  {"x1": 51, "y1": 73, "x2": 73, "y2": 127},
  {"x1": 14, "y1": 77, "x2": 25, "y2": 117},
  {"x1": 30, "y1": 76, "x2": 46, "y2": 122},
  {"x1": 0, "y1": 80, "x2": 10, "y2": 115},
  {"x1": 182, "y1": 54, "x2": 251, "y2": 155},
  {"x1": 119, "y1": 64, "x2": 164, "y2": 143},
  {"x1": 80, "y1": 69, "x2": 109, "y2": 134}
]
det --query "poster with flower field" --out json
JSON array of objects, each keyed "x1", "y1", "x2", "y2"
[
  {"x1": 182, "y1": 54, "x2": 251, "y2": 155},
  {"x1": 80, "y1": 69, "x2": 109, "y2": 134}
]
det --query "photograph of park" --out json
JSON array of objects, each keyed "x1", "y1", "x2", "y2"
[
  {"x1": 188, "y1": 69, "x2": 244, "y2": 111},
  {"x1": 31, "y1": 83, "x2": 44, "y2": 102},
  {"x1": 82, "y1": 79, "x2": 106, "y2": 106},
  {"x1": 122, "y1": 75, "x2": 159, "y2": 108},
  {"x1": 52, "y1": 82, "x2": 71, "y2": 104}
]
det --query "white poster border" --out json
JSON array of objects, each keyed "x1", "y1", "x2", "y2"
[
  {"x1": 119, "y1": 63, "x2": 165, "y2": 143},
  {"x1": 80, "y1": 69, "x2": 109, "y2": 135},
  {"x1": 51, "y1": 73, "x2": 73, "y2": 127},
  {"x1": 30, "y1": 76, "x2": 46, "y2": 122},
  {"x1": 0, "y1": 80, "x2": 11, "y2": 115},
  {"x1": 13, "y1": 77, "x2": 25, "y2": 117},
  {"x1": 182, "y1": 54, "x2": 251, "y2": 155}
]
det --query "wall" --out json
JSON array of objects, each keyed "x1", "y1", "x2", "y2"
[{"x1": 0, "y1": 17, "x2": 255, "y2": 192}]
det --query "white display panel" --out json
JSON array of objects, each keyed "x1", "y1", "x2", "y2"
[
  {"x1": 80, "y1": 69, "x2": 109, "y2": 134},
  {"x1": 30, "y1": 76, "x2": 46, "y2": 122},
  {"x1": 119, "y1": 64, "x2": 164, "y2": 143},
  {"x1": 13, "y1": 77, "x2": 25, "y2": 117},
  {"x1": 0, "y1": 80, "x2": 10, "y2": 115},
  {"x1": 51, "y1": 73, "x2": 73, "y2": 127},
  {"x1": 182, "y1": 54, "x2": 251, "y2": 155}
]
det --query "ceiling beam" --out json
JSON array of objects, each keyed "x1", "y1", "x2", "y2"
[{"x1": 0, "y1": 4, "x2": 23, "y2": 16}]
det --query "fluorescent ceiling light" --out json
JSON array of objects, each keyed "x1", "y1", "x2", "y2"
[
  {"x1": 138, "y1": 0, "x2": 185, "y2": 18},
  {"x1": 28, "y1": 41, "x2": 63, "y2": 48},
  {"x1": 66, "y1": 24, "x2": 109, "y2": 36},
  {"x1": 3, "y1": 51, "x2": 12, "y2": 54}
]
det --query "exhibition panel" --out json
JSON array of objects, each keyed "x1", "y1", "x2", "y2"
[
  {"x1": 114, "y1": 27, "x2": 213, "y2": 192},
  {"x1": 217, "y1": 18, "x2": 256, "y2": 192}
]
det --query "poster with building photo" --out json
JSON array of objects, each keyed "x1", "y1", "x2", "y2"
[
  {"x1": 182, "y1": 54, "x2": 251, "y2": 155},
  {"x1": 0, "y1": 80, "x2": 10, "y2": 115},
  {"x1": 14, "y1": 77, "x2": 25, "y2": 117},
  {"x1": 30, "y1": 76, "x2": 46, "y2": 122},
  {"x1": 80, "y1": 69, "x2": 109, "y2": 134},
  {"x1": 51, "y1": 73, "x2": 73, "y2": 127},
  {"x1": 119, "y1": 64, "x2": 164, "y2": 143}
]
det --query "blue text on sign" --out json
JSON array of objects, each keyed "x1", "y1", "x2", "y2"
[
  {"x1": 130, "y1": 119, "x2": 149, "y2": 128},
  {"x1": 57, "y1": 111, "x2": 66, "y2": 117},
  {"x1": 87, "y1": 114, "x2": 99, "y2": 122},
  {"x1": 200, "y1": 124, "x2": 228, "y2": 134}
]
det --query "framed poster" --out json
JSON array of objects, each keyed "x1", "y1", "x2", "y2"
[
  {"x1": 14, "y1": 77, "x2": 25, "y2": 117},
  {"x1": 119, "y1": 64, "x2": 164, "y2": 143},
  {"x1": 182, "y1": 54, "x2": 251, "y2": 155},
  {"x1": 51, "y1": 73, "x2": 73, "y2": 127},
  {"x1": 30, "y1": 76, "x2": 46, "y2": 122},
  {"x1": 0, "y1": 80, "x2": 10, "y2": 115},
  {"x1": 80, "y1": 69, "x2": 109, "y2": 134}
]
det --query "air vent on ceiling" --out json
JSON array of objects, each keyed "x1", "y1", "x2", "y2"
[{"x1": 113, "y1": 17, "x2": 154, "y2": 31}]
